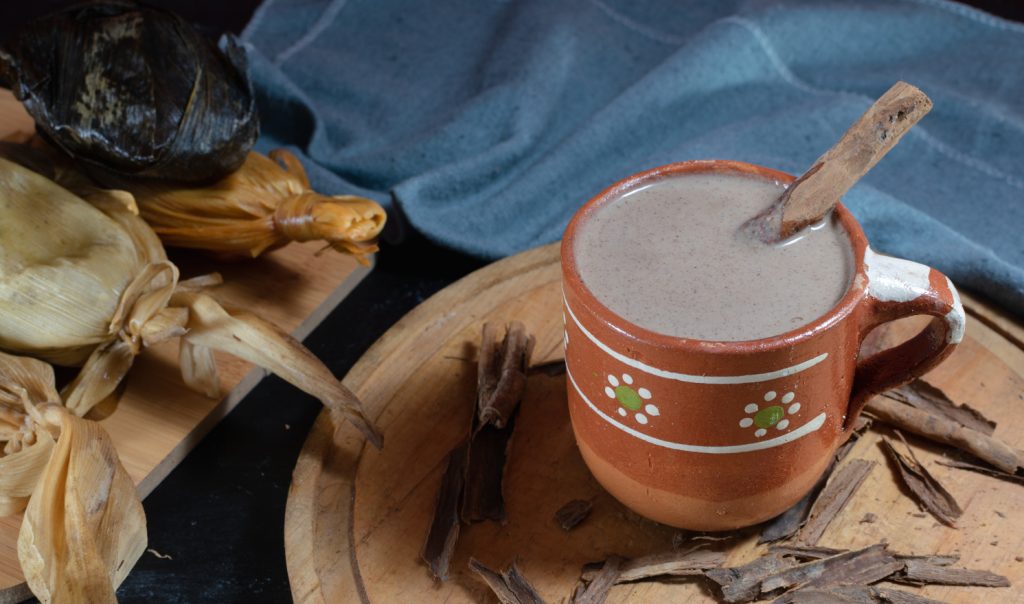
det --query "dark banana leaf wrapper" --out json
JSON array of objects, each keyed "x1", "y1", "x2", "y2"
[{"x1": 0, "y1": 1, "x2": 259, "y2": 183}]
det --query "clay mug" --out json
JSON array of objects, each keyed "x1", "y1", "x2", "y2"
[{"x1": 560, "y1": 160, "x2": 965, "y2": 531}]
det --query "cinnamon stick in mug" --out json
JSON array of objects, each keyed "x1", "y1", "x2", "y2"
[{"x1": 746, "y1": 81, "x2": 932, "y2": 242}]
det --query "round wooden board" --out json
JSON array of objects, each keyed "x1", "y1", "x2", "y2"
[{"x1": 285, "y1": 242, "x2": 1024, "y2": 603}]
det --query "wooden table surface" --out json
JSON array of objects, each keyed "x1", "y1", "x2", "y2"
[{"x1": 285, "y1": 243, "x2": 1024, "y2": 604}]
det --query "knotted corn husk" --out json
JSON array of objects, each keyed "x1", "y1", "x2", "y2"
[
  {"x1": 0, "y1": 156, "x2": 382, "y2": 447},
  {"x1": 0, "y1": 351, "x2": 145, "y2": 603},
  {"x1": 119, "y1": 149, "x2": 386, "y2": 262}
]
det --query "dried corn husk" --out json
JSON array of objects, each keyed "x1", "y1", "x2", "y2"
[
  {"x1": 122, "y1": 149, "x2": 386, "y2": 262},
  {"x1": 0, "y1": 156, "x2": 382, "y2": 447},
  {"x1": 0, "y1": 351, "x2": 145, "y2": 603}
]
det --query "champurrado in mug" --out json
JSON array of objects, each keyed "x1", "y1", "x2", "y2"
[
  {"x1": 561, "y1": 160, "x2": 964, "y2": 531},
  {"x1": 574, "y1": 170, "x2": 853, "y2": 342}
]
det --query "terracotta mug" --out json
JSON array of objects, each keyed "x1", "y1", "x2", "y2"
[{"x1": 561, "y1": 160, "x2": 965, "y2": 531}]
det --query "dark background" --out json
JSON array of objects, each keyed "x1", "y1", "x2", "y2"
[{"x1": 0, "y1": 1, "x2": 1020, "y2": 602}]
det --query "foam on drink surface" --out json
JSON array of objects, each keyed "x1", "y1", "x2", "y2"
[{"x1": 573, "y1": 172, "x2": 853, "y2": 342}]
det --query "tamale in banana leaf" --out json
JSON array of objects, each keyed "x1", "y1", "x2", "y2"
[
  {"x1": 0, "y1": 351, "x2": 145, "y2": 604},
  {"x1": 0, "y1": 1, "x2": 258, "y2": 183},
  {"x1": 0, "y1": 157, "x2": 381, "y2": 447}
]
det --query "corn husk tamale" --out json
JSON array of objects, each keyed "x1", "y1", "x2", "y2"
[
  {"x1": 0, "y1": 156, "x2": 382, "y2": 447},
  {"x1": 3, "y1": 142, "x2": 386, "y2": 262},
  {"x1": 0, "y1": 351, "x2": 145, "y2": 603},
  {"x1": 121, "y1": 149, "x2": 386, "y2": 262}
]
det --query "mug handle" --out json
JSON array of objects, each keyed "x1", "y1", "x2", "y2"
[{"x1": 844, "y1": 250, "x2": 965, "y2": 429}]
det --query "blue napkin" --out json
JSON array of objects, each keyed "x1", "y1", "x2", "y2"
[{"x1": 241, "y1": 0, "x2": 1024, "y2": 314}]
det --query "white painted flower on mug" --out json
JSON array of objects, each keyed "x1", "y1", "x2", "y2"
[
  {"x1": 739, "y1": 390, "x2": 801, "y2": 437},
  {"x1": 604, "y1": 373, "x2": 659, "y2": 425}
]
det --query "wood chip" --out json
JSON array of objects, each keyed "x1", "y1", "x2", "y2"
[
  {"x1": 796, "y1": 459, "x2": 876, "y2": 545},
  {"x1": 554, "y1": 499, "x2": 592, "y2": 531},
  {"x1": 760, "y1": 434, "x2": 861, "y2": 543},
  {"x1": 705, "y1": 553, "x2": 799, "y2": 603},
  {"x1": 468, "y1": 558, "x2": 547, "y2": 604},
  {"x1": 477, "y1": 321, "x2": 534, "y2": 428},
  {"x1": 421, "y1": 441, "x2": 469, "y2": 581},
  {"x1": 761, "y1": 544, "x2": 903, "y2": 593},
  {"x1": 882, "y1": 379, "x2": 996, "y2": 435},
  {"x1": 894, "y1": 558, "x2": 1010, "y2": 587},
  {"x1": 580, "y1": 548, "x2": 725, "y2": 583},
  {"x1": 881, "y1": 433, "x2": 961, "y2": 526},
  {"x1": 935, "y1": 458, "x2": 1024, "y2": 485},
  {"x1": 865, "y1": 396, "x2": 1020, "y2": 473},
  {"x1": 571, "y1": 556, "x2": 623, "y2": 604},
  {"x1": 774, "y1": 585, "x2": 944, "y2": 604}
]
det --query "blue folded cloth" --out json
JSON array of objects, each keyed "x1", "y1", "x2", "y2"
[{"x1": 241, "y1": 0, "x2": 1024, "y2": 314}]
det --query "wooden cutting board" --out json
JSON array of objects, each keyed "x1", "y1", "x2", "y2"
[
  {"x1": 0, "y1": 90, "x2": 372, "y2": 602},
  {"x1": 285, "y1": 242, "x2": 1024, "y2": 603}
]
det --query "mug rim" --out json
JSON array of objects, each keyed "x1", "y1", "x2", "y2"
[{"x1": 561, "y1": 159, "x2": 869, "y2": 353}]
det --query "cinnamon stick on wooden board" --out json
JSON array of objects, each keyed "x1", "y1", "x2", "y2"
[
  {"x1": 422, "y1": 322, "x2": 536, "y2": 577},
  {"x1": 882, "y1": 379, "x2": 996, "y2": 435},
  {"x1": 746, "y1": 81, "x2": 932, "y2": 242},
  {"x1": 865, "y1": 395, "x2": 1021, "y2": 473}
]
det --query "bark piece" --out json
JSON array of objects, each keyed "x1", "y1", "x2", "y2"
[
  {"x1": 880, "y1": 434, "x2": 961, "y2": 526},
  {"x1": 463, "y1": 322, "x2": 536, "y2": 523},
  {"x1": 865, "y1": 396, "x2": 1020, "y2": 473},
  {"x1": 768, "y1": 545, "x2": 846, "y2": 561},
  {"x1": 894, "y1": 558, "x2": 1010, "y2": 587},
  {"x1": 554, "y1": 499, "x2": 592, "y2": 531},
  {"x1": 760, "y1": 435, "x2": 861, "y2": 543},
  {"x1": 761, "y1": 544, "x2": 903, "y2": 593},
  {"x1": 477, "y1": 321, "x2": 534, "y2": 428},
  {"x1": 896, "y1": 553, "x2": 959, "y2": 567},
  {"x1": 935, "y1": 458, "x2": 1024, "y2": 485},
  {"x1": 774, "y1": 586, "x2": 944, "y2": 604},
  {"x1": 705, "y1": 553, "x2": 799, "y2": 603},
  {"x1": 468, "y1": 558, "x2": 547, "y2": 604},
  {"x1": 462, "y1": 417, "x2": 517, "y2": 523},
  {"x1": 882, "y1": 380, "x2": 995, "y2": 435},
  {"x1": 477, "y1": 323, "x2": 499, "y2": 412},
  {"x1": 580, "y1": 548, "x2": 725, "y2": 583},
  {"x1": 571, "y1": 556, "x2": 623, "y2": 604},
  {"x1": 796, "y1": 459, "x2": 876, "y2": 545},
  {"x1": 421, "y1": 441, "x2": 470, "y2": 581}
]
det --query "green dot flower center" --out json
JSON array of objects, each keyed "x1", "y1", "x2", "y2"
[
  {"x1": 754, "y1": 405, "x2": 784, "y2": 428},
  {"x1": 614, "y1": 385, "x2": 643, "y2": 410}
]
